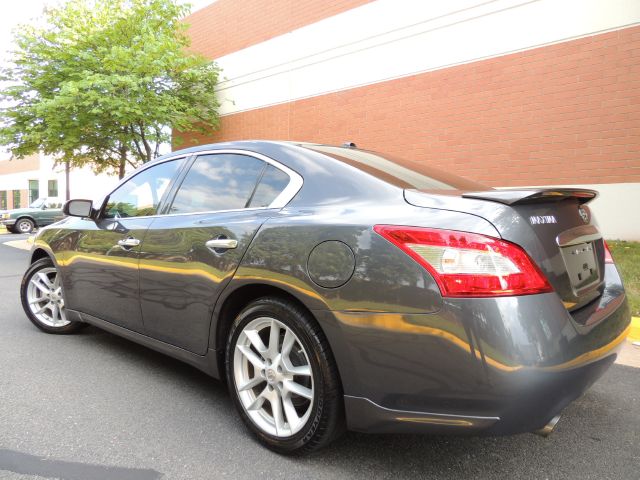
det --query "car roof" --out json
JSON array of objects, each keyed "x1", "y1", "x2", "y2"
[{"x1": 145, "y1": 140, "x2": 486, "y2": 207}]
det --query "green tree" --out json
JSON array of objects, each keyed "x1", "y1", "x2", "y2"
[{"x1": 0, "y1": 0, "x2": 220, "y2": 178}]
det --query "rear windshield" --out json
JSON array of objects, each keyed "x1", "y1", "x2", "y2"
[{"x1": 303, "y1": 145, "x2": 488, "y2": 191}]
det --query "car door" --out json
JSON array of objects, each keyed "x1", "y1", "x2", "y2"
[
  {"x1": 40, "y1": 200, "x2": 61, "y2": 225},
  {"x1": 61, "y1": 157, "x2": 185, "y2": 333},
  {"x1": 138, "y1": 151, "x2": 299, "y2": 354}
]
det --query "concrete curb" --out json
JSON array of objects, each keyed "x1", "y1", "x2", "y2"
[
  {"x1": 629, "y1": 316, "x2": 640, "y2": 343},
  {"x1": 2, "y1": 239, "x2": 31, "y2": 251}
]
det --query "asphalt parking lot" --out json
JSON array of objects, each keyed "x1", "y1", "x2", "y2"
[{"x1": 0, "y1": 233, "x2": 638, "y2": 480}]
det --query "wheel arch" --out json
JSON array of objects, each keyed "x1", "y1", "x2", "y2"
[
  {"x1": 214, "y1": 283, "x2": 314, "y2": 353},
  {"x1": 31, "y1": 247, "x2": 51, "y2": 264},
  {"x1": 212, "y1": 282, "x2": 346, "y2": 394},
  {"x1": 15, "y1": 215, "x2": 37, "y2": 226}
]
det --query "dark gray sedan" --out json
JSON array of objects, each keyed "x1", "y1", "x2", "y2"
[{"x1": 20, "y1": 141, "x2": 630, "y2": 454}]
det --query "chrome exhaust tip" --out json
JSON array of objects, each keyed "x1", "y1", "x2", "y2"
[{"x1": 533, "y1": 414, "x2": 561, "y2": 437}]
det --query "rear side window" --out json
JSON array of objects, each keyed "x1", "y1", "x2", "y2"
[
  {"x1": 169, "y1": 154, "x2": 265, "y2": 214},
  {"x1": 248, "y1": 165, "x2": 290, "y2": 208}
]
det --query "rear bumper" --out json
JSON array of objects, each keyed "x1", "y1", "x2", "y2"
[
  {"x1": 344, "y1": 396, "x2": 499, "y2": 434},
  {"x1": 320, "y1": 266, "x2": 630, "y2": 435},
  {"x1": 343, "y1": 348, "x2": 619, "y2": 435}
]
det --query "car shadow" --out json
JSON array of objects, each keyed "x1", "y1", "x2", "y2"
[{"x1": 77, "y1": 325, "x2": 227, "y2": 396}]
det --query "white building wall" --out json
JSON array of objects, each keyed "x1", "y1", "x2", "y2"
[
  {"x1": 0, "y1": 153, "x2": 119, "y2": 207},
  {"x1": 214, "y1": 0, "x2": 640, "y2": 115},
  {"x1": 204, "y1": 0, "x2": 640, "y2": 241},
  {"x1": 554, "y1": 183, "x2": 640, "y2": 241}
]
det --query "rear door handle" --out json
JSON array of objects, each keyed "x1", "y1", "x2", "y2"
[
  {"x1": 205, "y1": 238, "x2": 238, "y2": 250},
  {"x1": 118, "y1": 237, "x2": 141, "y2": 248}
]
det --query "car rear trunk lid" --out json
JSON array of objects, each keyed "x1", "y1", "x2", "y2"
[{"x1": 405, "y1": 188, "x2": 605, "y2": 310}]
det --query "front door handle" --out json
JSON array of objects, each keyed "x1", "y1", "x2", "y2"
[
  {"x1": 205, "y1": 238, "x2": 238, "y2": 250},
  {"x1": 118, "y1": 237, "x2": 141, "y2": 248}
]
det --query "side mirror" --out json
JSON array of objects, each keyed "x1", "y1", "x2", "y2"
[{"x1": 63, "y1": 199, "x2": 94, "y2": 218}]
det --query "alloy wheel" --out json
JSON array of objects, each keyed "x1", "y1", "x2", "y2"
[
  {"x1": 233, "y1": 317, "x2": 315, "y2": 438},
  {"x1": 17, "y1": 219, "x2": 34, "y2": 233},
  {"x1": 26, "y1": 267, "x2": 70, "y2": 328}
]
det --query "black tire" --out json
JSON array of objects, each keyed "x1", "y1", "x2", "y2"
[
  {"x1": 21, "y1": 257, "x2": 86, "y2": 334},
  {"x1": 15, "y1": 217, "x2": 35, "y2": 234},
  {"x1": 225, "y1": 296, "x2": 344, "y2": 454}
]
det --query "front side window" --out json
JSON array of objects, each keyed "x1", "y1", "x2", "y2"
[
  {"x1": 169, "y1": 154, "x2": 266, "y2": 214},
  {"x1": 104, "y1": 159, "x2": 180, "y2": 218}
]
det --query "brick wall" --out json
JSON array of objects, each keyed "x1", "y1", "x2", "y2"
[
  {"x1": 178, "y1": 25, "x2": 640, "y2": 187},
  {"x1": 19, "y1": 189, "x2": 28, "y2": 209},
  {"x1": 6, "y1": 189, "x2": 26, "y2": 209},
  {"x1": 185, "y1": 0, "x2": 373, "y2": 60}
]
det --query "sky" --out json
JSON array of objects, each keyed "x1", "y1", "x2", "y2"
[{"x1": 0, "y1": 0, "x2": 51, "y2": 62}]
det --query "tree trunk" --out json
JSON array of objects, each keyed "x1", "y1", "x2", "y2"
[
  {"x1": 118, "y1": 147, "x2": 127, "y2": 179},
  {"x1": 65, "y1": 161, "x2": 71, "y2": 201}
]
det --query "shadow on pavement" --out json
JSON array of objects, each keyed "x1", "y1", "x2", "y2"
[
  {"x1": 65, "y1": 326, "x2": 638, "y2": 479},
  {"x1": 0, "y1": 448, "x2": 162, "y2": 480}
]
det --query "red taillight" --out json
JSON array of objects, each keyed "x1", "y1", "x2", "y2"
[
  {"x1": 604, "y1": 241, "x2": 615, "y2": 264},
  {"x1": 374, "y1": 225, "x2": 553, "y2": 298}
]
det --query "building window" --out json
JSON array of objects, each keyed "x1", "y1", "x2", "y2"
[
  {"x1": 29, "y1": 180, "x2": 39, "y2": 204},
  {"x1": 13, "y1": 190, "x2": 21, "y2": 209},
  {"x1": 48, "y1": 179, "x2": 58, "y2": 197},
  {"x1": 0, "y1": 191, "x2": 6, "y2": 210}
]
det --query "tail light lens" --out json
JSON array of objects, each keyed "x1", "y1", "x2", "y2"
[
  {"x1": 603, "y1": 241, "x2": 615, "y2": 264},
  {"x1": 374, "y1": 225, "x2": 553, "y2": 297}
]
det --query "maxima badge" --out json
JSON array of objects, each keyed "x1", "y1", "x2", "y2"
[{"x1": 530, "y1": 215, "x2": 557, "y2": 225}]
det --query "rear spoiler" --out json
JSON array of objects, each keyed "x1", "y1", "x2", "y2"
[{"x1": 461, "y1": 188, "x2": 598, "y2": 205}]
